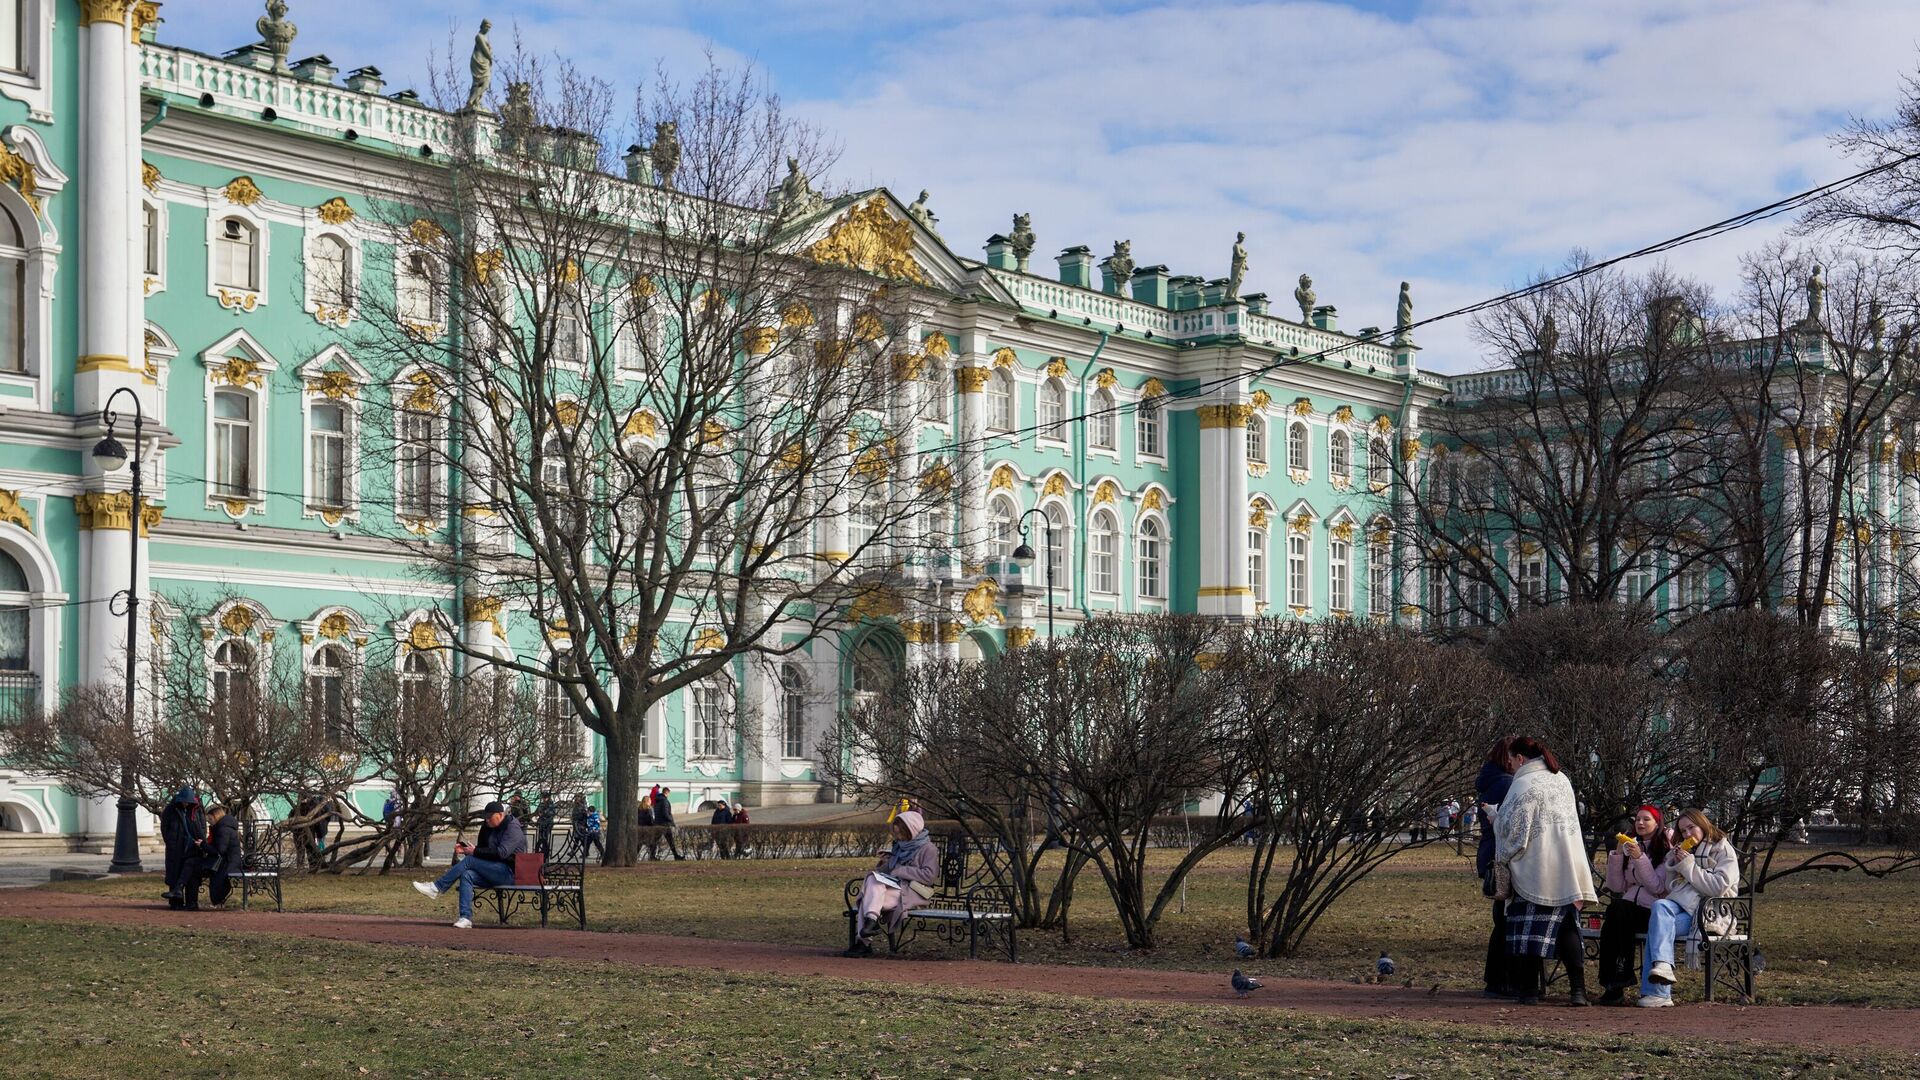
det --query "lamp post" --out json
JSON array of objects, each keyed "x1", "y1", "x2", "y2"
[
  {"x1": 1010, "y1": 507, "x2": 1056, "y2": 639},
  {"x1": 91, "y1": 387, "x2": 146, "y2": 874}
]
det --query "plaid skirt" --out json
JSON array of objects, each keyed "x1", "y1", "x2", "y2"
[{"x1": 1505, "y1": 898, "x2": 1570, "y2": 959}]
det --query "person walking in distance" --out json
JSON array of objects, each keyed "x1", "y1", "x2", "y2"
[
  {"x1": 1492, "y1": 736, "x2": 1597, "y2": 1007},
  {"x1": 652, "y1": 786, "x2": 685, "y2": 860}
]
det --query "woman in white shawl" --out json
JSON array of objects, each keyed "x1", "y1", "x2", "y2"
[{"x1": 1493, "y1": 736, "x2": 1597, "y2": 1006}]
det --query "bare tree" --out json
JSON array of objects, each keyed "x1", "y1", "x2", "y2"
[{"x1": 343, "y1": 49, "x2": 951, "y2": 863}]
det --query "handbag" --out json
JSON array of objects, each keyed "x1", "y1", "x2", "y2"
[
  {"x1": 512, "y1": 852, "x2": 546, "y2": 886},
  {"x1": 1489, "y1": 862, "x2": 1512, "y2": 901},
  {"x1": 907, "y1": 878, "x2": 935, "y2": 900}
]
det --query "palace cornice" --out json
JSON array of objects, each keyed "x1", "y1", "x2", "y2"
[
  {"x1": 152, "y1": 517, "x2": 449, "y2": 563},
  {"x1": 0, "y1": 408, "x2": 183, "y2": 451}
]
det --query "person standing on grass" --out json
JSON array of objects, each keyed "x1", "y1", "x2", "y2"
[
  {"x1": 652, "y1": 786, "x2": 685, "y2": 860},
  {"x1": 1638, "y1": 808, "x2": 1740, "y2": 1008},
  {"x1": 580, "y1": 805, "x2": 606, "y2": 860},
  {"x1": 159, "y1": 787, "x2": 206, "y2": 908},
  {"x1": 1597, "y1": 805, "x2": 1671, "y2": 1005},
  {"x1": 844, "y1": 810, "x2": 940, "y2": 957},
  {"x1": 412, "y1": 800, "x2": 526, "y2": 929},
  {"x1": 731, "y1": 802, "x2": 752, "y2": 858},
  {"x1": 181, "y1": 804, "x2": 240, "y2": 911},
  {"x1": 1492, "y1": 735, "x2": 1596, "y2": 1007},
  {"x1": 1474, "y1": 737, "x2": 1521, "y2": 998}
]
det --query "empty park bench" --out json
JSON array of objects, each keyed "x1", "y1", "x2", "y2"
[
  {"x1": 842, "y1": 834, "x2": 1018, "y2": 961},
  {"x1": 234, "y1": 820, "x2": 286, "y2": 912},
  {"x1": 1566, "y1": 852, "x2": 1760, "y2": 1002},
  {"x1": 484, "y1": 832, "x2": 589, "y2": 929}
]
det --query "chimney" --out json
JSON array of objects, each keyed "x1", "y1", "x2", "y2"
[
  {"x1": 221, "y1": 43, "x2": 276, "y2": 72},
  {"x1": 984, "y1": 234, "x2": 1017, "y2": 271},
  {"x1": 1243, "y1": 293, "x2": 1269, "y2": 315},
  {"x1": 1056, "y1": 246, "x2": 1093, "y2": 289},
  {"x1": 623, "y1": 144, "x2": 652, "y2": 184},
  {"x1": 1131, "y1": 265, "x2": 1169, "y2": 307},
  {"x1": 290, "y1": 55, "x2": 337, "y2": 83},
  {"x1": 1203, "y1": 278, "x2": 1228, "y2": 306},
  {"x1": 1170, "y1": 275, "x2": 1204, "y2": 310},
  {"x1": 1312, "y1": 305, "x2": 1337, "y2": 332},
  {"x1": 344, "y1": 66, "x2": 385, "y2": 94}
]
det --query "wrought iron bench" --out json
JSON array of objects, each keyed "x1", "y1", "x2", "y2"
[
  {"x1": 1571, "y1": 857, "x2": 1759, "y2": 1002},
  {"x1": 842, "y1": 834, "x2": 1017, "y2": 961},
  {"x1": 235, "y1": 820, "x2": 285, "y2": 912},
  {"x1": 484, "y1": 832, "x2": 588, "y2": 929}
]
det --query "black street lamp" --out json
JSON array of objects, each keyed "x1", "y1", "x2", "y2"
[
  {"x1": 1010, "y1": 507, "x2": 1056, "y2": 639},
  {"x1": 91, "y1": 387, "x2": 146, "y2": 875}
]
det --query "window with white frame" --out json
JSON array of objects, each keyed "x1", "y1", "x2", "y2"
[
  {"x1": 308, "y1": 400, "x2": 349, "y2": 510},
  {"x1": 1039, "y1": 379, "x2": 1067, "y2": 441},
  {"x1": 1330, "y1": 430, "x2": 1351, "y2": 480},
  {"x1": 541, "y1": 437, "x2": 584, "y2": 538},
  {"x1": 1248, "y1": 528, "x2": 1267, "y2": 604},
  {"x1": 0, "y1": 1, "x2": 21, "y2": 74},
  {"x1": 1091, "y1": 389, "x2": 1116, "y2": 449},
  {"x1": 924, "y1": 500, "x2": 954, "y2": 574},
  {"x1": 553, "y1": 289, "x2": 587, "y2": 365},
  {"x1": 780, "y1": 663, "x2": 807, "y2": 759},
  {"x1": 1329, "y1": 536, "x2": 1352, "y2": 612},
  {"x1": 989, "y1": 495, "x2": 1017, "y2": 569},
  {"x1": 924, "y1": 361, "x2": 949, "y2": 424},
  {"x1": 542, "y1": 653, "x2": 588, "y2": 759},
  {"x1": 212, "y1": 639, "x2": 257, "y2": 741},
  {"x1": 1622, "y1": 562, "x2": 1652, "y2": 607},
  {"x1": 1090, "y1": 509, "x2": 1118, "y2": 595},
  {"x1": 214, "y1": 218, "x2": 258, "y2": 291},
  {"x1": 0, "y1": 200, "x2": 23, "y2": 373},
  {"x1": 1247, "y1": 415, "x2": 1268, "y2": 465},
  {"x1": 308, "y1": 643, "x2": 351, "y2": 746},
  {"x1": 1518, "y1": 550, "x2": 1546, "y2": 606},
  {"x1": 1136, "y1": 398, "x2": 1162, "y2": 457},
  {"x1": 395, "y1": 406, "x2": 437, "y2": 518},
  {"x1": 988, "y1": 369, "x2": 1015, "y2": 432},
  {"x1": 1287, "y1": 422, "x2": 1309, "y2": 474},
  {"x1": 1043, "y1": 503, "x2": 1069, "y2": 591},
  {"x1": 396, "y1": 250, "x2": 441, "y2": 325},
  {"x1": 399, "y1": 649, "x2": 439, "y2": 726},
  {"x1": 1677, "y1": 565, "x2": 1711, "y2": 612},
  {"x1": 212, "y1": 390, "x2": 254, "y2": 498},
  {"x1": 690, "y1": 682, "x2": 728, "y2": 759},
  {"x1": 1137, "y1": 516, "x2": 1165, "y2": 599},
  {"x1": 0, "y1": 548, "x2": 32, "y2": 674},
  {"x1": 310, "y1": 234, "x2": 352, "y2": 310},
  {"x1": 850, "y1": 496, "x2": 884, "y2": 570},
  {"x1": 1368, "y1": 540, "x2": 1391, "y2": 615},
  {"x1": 142, "y1": 202, "x2": 162, "y2": 278},
  {"x1": 1368, "y1": 437, "x2": 1392, "y2": 487},
  {"x1": 1287, "y1": 532, "x2": 1309, "y2": 608}
]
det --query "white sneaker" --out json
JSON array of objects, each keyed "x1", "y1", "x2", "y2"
[
  {"x1": 1648, "y1": 962, "x2": 1675, "y2": 985},
  {"x1": 412, "y1": 881, "x2": 441, "y2": 899},
  {"x1": 452, "y1": 917, "x2": 473, "y2": 929},
  {"x1": 1637, "y1": 995, "x2": 1674, "y2": 1008}
]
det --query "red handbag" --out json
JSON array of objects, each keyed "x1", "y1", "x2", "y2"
[{"x1": 512, "y1": 852, "x2": 546, "y2": 885}]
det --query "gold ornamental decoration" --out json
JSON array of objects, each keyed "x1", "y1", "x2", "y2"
[
  {"x1": 891, "y1": 351, "x2": 924, "y2": 381},
  {"x1": 74, "y1": 491, "x2": 163, "y2": 535},
  {"x1": 1250, "y1": 389, "x2": 1272, "y2": 410},
  {"x1": 554, "y1": 399, "x2": 582, "y2": 428},
  {"x1": 223, "y1": 498, "x2": 250, "y2": 519},
  {"x1": 991, "y1": 347, "x2": 1017, "y2": 369},
  {"x1": 1197, "y1": 404, "x2": 1253, "y2": 429},
  {"x1": 1372, "y1": 414, "x2": 1393, "y2": 432},
  {"x1": 847, "y1": 587, "x2": 903, "y2": 622},
  {"x1": 140, "y1": 161, "x2": 161, "y2": 193},
  {"x1": 1288, "y1": 512, "x2": 1314, "y2": 535},
  {"x1": 224, "y1": 176, "x2": 265, "y2": 206},
  {"x1": 961, "y1": 579, "x2": 1002, "y2": 625},
  {"x1": 407, "y1": 218, "x2": 446, "y2": 246},
  {"x1": 1401, "y1": 438, "x2": 1421, "y2": 462},
  {"x1": 307, "y1": 369, "x2": 357, "y2": 399},
  {"x1": 805, "y1": 195, "x2": 929, "y2": 284},
  {"x1": 1248, "y1": 506, "x2": 1269, "y2": 528},
  {"x1": 213, "y1": 356, "x2": 263, "y2": 388},
  {"x1": 1093, "y1": 479, "x2": 1119, "y2": 505},
  {"x1": 1330, "y1": 520, "x2": 1356, "y2": 542},
  {"x1": 919, "y1": 460, "x2": 953, "y2": 493},
  {"x1": 1041, "y1": 473, "x2": 1068, "y2": 498},
  {"x1": 470, "y1": 249, "x2": 505, "y2": 285},
  {"x1": 406, "y1": 621, "x2": 441, "y2": 651},
  {"x1": 781, "y1": 303, "x2": 814, "y2": 329},
  {"x1": 220, "y1": 605, "x2": 257, "y2": 636},
  {"x1": 1006, "y1": 626, "x2": 1037, "y2": 648},
  {"x1": 955, "y1": 367, "x2": 991, "y2": 393},
  {"x1": 1290, "y1": 397, "x2": 1314, "y2": 416},
  {"x1": 1140, "y1": 377, "x2": 1166, "y2": 398},
  {"x1": 317, "y1": 612, "x2": 353, "y2": 640},
  {"x1": 853, "y1": 311, "x2": 886, "y2": 342},
  {"x1": 1141, "y1": 488, "x2": 1164, "y2": 511},
  {"x1": 0, "y1": 490, "x2": 31, "y2": 530},
  {"x1": 743, "y1": 326, "x2": 777, "y2": 355},
  {"x1": 404, "y1": 371, "x2": 439, "y2": 411},
  {"x1": 1095, "y1": 367, "x2": 1117, "y2": 390},
  {"x1": 922, "y1": 333, "x2": 951, "y2": 358},
  {"x1": 316, "y1": 197, "x2": 355, "y2": 225},
  {"x1": 622, "y1": 409, "x2": 658, "y2": 439},
  {"x1": 462, "y1": 596, "x2": 506, "y2": 639},
  {"x1": 131, "y1": 1, "x2": 159, "y2": 40},
  {"x1": 1045, "y1": 357, "x2": 1069, "y2": 379},
  {"x1": 693, "y1": 627, "x2": 726, "y2": 652},
  {"x1": 1335, "y1": 405, "x2": 1355, "y2": 424},
  {"x1": 1, "y1": 147, "x2": 40, "y2": 213},
  {"x1": 988, "y1": 464, "x2": 1016, "y2": 492},
  {"x1": 79, "y1": 0, "x2": 135, "y2": 24}
]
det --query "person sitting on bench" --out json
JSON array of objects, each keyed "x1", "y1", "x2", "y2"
[
  {"x1": 1638, "y1": 808, "x2": 1740, "y2": 1008},
  {"x1": 181, "y1": 805, "x2": 240, "y2": 911},
  {"x1": 412, "y1": 800, "x2": 525, "y2": 929},
  {"x1": 844, "y1": 810, "x2": 939, "y2": 957}
]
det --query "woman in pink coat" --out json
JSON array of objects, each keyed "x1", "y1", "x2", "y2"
[
  {"x1": 844, "y1": 810, "x2": 941, "y2": 957},
  {"x1": 1597, "y1": 804, "x2": 1671, "y2": 1004}
]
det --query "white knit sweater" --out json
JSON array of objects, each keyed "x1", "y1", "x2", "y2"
[{"x1": 1494, "y1": 758, "x2": 1598, "y2": 908}]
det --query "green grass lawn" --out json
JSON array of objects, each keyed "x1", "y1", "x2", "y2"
[
  {"x1": 2, "y1": 919, "x2": 1914, "y2": 1079},
  {"x1": 47, "y1": 843, "x2": 1920, "y2": 1006}
]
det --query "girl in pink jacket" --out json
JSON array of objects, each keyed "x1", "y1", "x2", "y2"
[{"x1": 1597, "y1": 804, "x2": 1671, "y2": 1004}]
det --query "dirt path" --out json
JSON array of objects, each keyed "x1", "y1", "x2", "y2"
[{"x1": 8, "y1": 889, "x2": 1917, "y2": 1056}]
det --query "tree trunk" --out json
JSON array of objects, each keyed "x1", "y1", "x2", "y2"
[{"x1": 602, "y1": 724, "x2": 642, "y2": 867}]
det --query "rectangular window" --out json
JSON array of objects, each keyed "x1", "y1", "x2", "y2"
[
  {"x1": 212, "y1": 390, "x2": 252, "y2": 497},
  {"x1": 215, "y1": 219, "x2": 256, "y2": 291},
  {"x1": 925, "y1": 368, "x2": 950, "y2": 424},
  {"x1": 1248, "y1": 419, "x2": 1267, "y2": 465},
  {"x1": 1248, "y1": 530, "x2": 1266, "y2": 603},
  {"x1": 1138, "y1": 521, "x2": 1164, "y2": 599},
  {"x1": 1330, "y1": 539, "x2": 1351, "y2": 612},
  {"x1": 309, "y1": 402, "x2": 348, "y2": 509},
  {"x1": 396, "y1": 409, "x2": 435, "y2": 517},
  {"x1": 781, "y1": 668, "x2": 806, "y2": 759},
  {"x1": 1518, "y1": 555, "x2": 1546, "y2": 606},
  {"x1": 1368, "y1": 543, "x2": 1391, "y2": 616},
  {"x1": 143, "y1": 203, "x2": 161, "y2": 277},
  {"x1": 1137, "y1": 403, "x2": 1162, "y2": 457},
  {"x1": 988, "y1": 373, "x2": 1014, "y2": 432},
  {"x1": 1039, "y1": 385, "x2": 1065, "y2": 441},
  {"x1": 0, "y1": 1, "x2": 21, "y2": 74},
  {"x1": 1092, "y1": 523, "x2": 1117, "y2": 595},
  {"x1": 1623, "y1": 565, "x2": 1652, "y2": 606},
  {"x1": 1678, "y1": 566, "x2": 1711, "y2": 613},
  {"x1": 692, "y1": 684, "x2": 726, "y2": 759},
  {"x1": 1287, "y1": 533, "x2": 1309, "y2": 608}
]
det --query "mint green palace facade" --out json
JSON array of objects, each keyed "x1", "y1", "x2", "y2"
[{"x1": 0, "y1": 2, "x2": 1448, "y2": 848}]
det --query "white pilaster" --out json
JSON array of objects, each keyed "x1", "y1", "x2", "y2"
[{"x1": 1196, "y1": 400, "x2": 1254, "y2": 617}]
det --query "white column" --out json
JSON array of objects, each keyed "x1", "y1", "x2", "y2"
[
  {"x1": 75, "y1": 1, "x2": 146, "y2": 413},
  {"x1": 1196, "y1": 401, "x2": 1254, "y2": 617},
  {"x1": 954, "y1": 328, "x2": 991, "y2": 574}
]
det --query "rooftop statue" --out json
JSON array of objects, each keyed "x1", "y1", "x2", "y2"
[
  {"x1": 1293, "y1": 273, "x2": 1316, "y2": 322},
  {"x1": 258, "y1": 0, "x2": 297, "y2": 75},
  {"x1": 773, "y1": 157, "x2": 824, "y2": 216},
  {"x1": 1226, "y1": 232, "x2": 1249, "y2": 300},
  {"x1": 500, "y1": 82, "x2": 534, "y2": 151},
  {"x1": 1395, "y1": 281, "x2": 1414, "y2": 345},
  {"x1": 464, "y1": 20, "x2": 493, "y2": 113},
  {"x1": 1807, "y1": 263, "x2": 1826, "y2": 326},
  {"x1": 1009, "y1": 214, "x2": 1036, "y2": 273},
  {"x1": 652, "y1": 122, "x2": 681, "y2": 189},
  {"x1": 906, "y1": 190, "x2": 939, "y2": 235},
  {"x1": 1104, "y1": 240, "x2": 1134, "y2": 294}
]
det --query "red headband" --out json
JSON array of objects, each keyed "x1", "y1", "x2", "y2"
[{"x1": 1637, "y1": 804, "x2": 1663, "y2": 826}]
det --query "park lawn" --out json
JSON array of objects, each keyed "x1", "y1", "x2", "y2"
[
  {"x1": 2, "y1": 919, "x2": 1914, "y2": 1080},
  {"x1": 46, "y1": 843, "x2": 1920, "y2": 1006}
]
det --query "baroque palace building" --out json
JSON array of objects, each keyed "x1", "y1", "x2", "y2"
[{"x1": 0, "y1": 2, "x2": 1447, "y2": 848}]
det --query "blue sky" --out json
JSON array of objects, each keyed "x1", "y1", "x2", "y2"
[{"x1": 159, "y1": 1, "x2": 1920, "y2": 370}]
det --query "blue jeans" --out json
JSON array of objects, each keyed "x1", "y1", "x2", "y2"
[
  {"x1": 434, "y1": 856, "x2": 515, "y2": 919},
  {"x1": 1640, "y1": 898, "x2": 1693, "y2": 999}
]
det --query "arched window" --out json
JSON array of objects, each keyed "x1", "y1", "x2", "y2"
[
  {"x1": 0, "y1": 549, "x2": 29, "y2": 675},
  {"x1": 988, "y1": 369, "x2": 1015, "y2": 432},
  {"x1": 1043, "y1": 503, "x2": 1069, "y2": 592},
  {"x1": 1287, "y1": 422, "x2": 1310, "y2": 474},
  {"x1": 1136, "y1": 397, "x2": 1162, "y2": 457},
  {"x1": 214, "y1": 218, "x2": 257, "y2": 291},
  {"x1": 309, "y1": 400, "x2": 348, "y2": 510},
  {"x1": 780, "y1": 663, "x2": 807, "y2": 759},
  {"x1": 311, "y1": 234, "x2": 352, "y2": 309},
  {"x1": 1248, "y1": 527, "x2": 1267, "y2": 604},
  {"x1": 1247, "y1": 415, "x2": 1268, "y2": 465},
  {"x1": 1091, "y1": 389, "x2": 1116, "y2": 449},
  {"x1": 1090, "y1": 509, "x2": 1118, "y2": 595},
  {"x1": 690, "y1": 682, "x2": 728, "y2": 760},
  {"x1": 1287, "y1": 533, "x2": 1310, "y2": 608},
  {"x1": 1137, "y1": 517, "x2": 1165, "y2": 599},
  {"x1": 212, "y1": 639, "x2": 257, "y2": 740},
  {"x1": 989, "y1": 494, "x2": 1017, "y2": 568},
  {"x1": 1368, "y1": 437, "x2": 1392, "y2": 487},
  {"x1": 400, "y1": 649, "x2": 439, "y2": 725},
  {"x1": 308, "y1": 644, "x2": 350, "y2": 745},
  {"x1": 1, "y1": 201, "x2": 23, "y2": 373},
  {"x1": 396, "y1": 250, "x2": 440, "y2": 324},
  {"x1": 212, "y1": 389, "x2": 254, "y2": 498},
  {"x1": 1039, "y1": 379, "x2": 1067, "y2": 441},
  {"x1": 1330, "y1": 430, "x2": 1351, "y2": 480},
  {"x1": 1330, "y1": 535, "x2": 1352, "y2": 612}
]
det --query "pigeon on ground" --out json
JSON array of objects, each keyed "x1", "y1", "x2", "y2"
[
  {"x1": 1234, "y1": 936, "x2": 1256, "y2": 959},
  {"x1": 1231, "y1": 969, "x2": 1263, "y2": 998},
  {"x1": 1377, "y1": 952, "x2": 1396, "y2": 977}
]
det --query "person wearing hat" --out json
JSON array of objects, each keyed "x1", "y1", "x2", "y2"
[
  {"x1": 159, "y1": 787, "x2": 206, "y2": 908},
  {"x1": 1596, "y1": 804, "x2": 1672, "y2": 1004},
  {"x1": 844, "y1": 809, "x2": 939, "y2": 957},
  {"x1": 412, "y1": 800, "x2": 525, "y2": 928}
]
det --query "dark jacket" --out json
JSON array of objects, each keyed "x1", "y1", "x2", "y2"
[
  {"x1": 201, "y1": 815, "x2": 241, "y2": 875},
  {"x1": 1475, "y1": 760, "x2": 1514, "y2": 878},
  {"x1": 637, "y1": 803, "x2": 655, "y2": 827},
  {"x1": 653, "y1": 797, "x2": 675, "y2": 827},
  {"x1": 710, "y1": 805, "x2": 734, "y2": 826},
  {"x1": 160, "y1": 798, "x2": 205, "y2": 851},
  {"x1": 472, "y1": 815, "x2": 527, "y2": 862}
]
